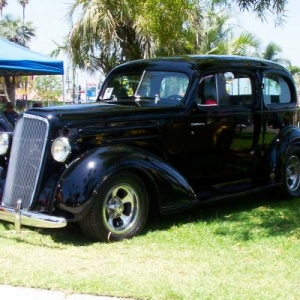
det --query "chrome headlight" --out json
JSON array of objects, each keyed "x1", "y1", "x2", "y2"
[
  {"x1": 0, "y1": 133, "x2": 10, "y2": 155},
  {"x1": 51, "y1": 137, "x2": 71, "y2": 162}
]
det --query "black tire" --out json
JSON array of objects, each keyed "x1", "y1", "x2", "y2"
[
  {"x1": 282, "y1": 145, "x2": 300, "y2": 197},
  {"x1": 79, "y1": 171, "x2": 149, "y2": 242}
]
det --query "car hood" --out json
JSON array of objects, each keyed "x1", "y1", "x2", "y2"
[{"x1": 24, "y1": 102, "x2": 183, "y2": 135}]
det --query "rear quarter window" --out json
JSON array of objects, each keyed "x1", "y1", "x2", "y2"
[{"x1": 263, "y1": 73, "x2": 293, "y2": 105}]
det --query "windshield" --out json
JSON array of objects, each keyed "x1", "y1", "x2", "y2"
[{"x1": 100, "y1": 70, "x2": 189, "y2": 107}]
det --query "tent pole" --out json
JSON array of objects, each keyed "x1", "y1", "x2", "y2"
[{"x1": 62, "y1": 75, "x2": 65, "y2": 104}]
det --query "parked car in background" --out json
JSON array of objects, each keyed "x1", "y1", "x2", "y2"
[{"x1": 0, "y1": 55, "x2": 299, "y2": 242}]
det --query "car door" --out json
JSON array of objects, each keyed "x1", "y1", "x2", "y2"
[
  {"x1": 262, "y1": 70, "x2": 298, "y2": 148},
  {"x1": 185, "y1": 69, "x2": 266, "y2": 197}
]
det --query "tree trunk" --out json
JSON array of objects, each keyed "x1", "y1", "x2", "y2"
[{"x1": 4, "y1": 76, "x2": 16, "y2": 105}]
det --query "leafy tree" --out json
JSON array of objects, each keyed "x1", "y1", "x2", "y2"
[
  {"x1": 227, "y1": 0, "x2": 286, "y2": 24},
  {"x1": 61, "y1": 0, "x2": 263, "y2": 75},
  {"x1": 32, "y1": 75, "x2": 63, "y2": 105},
  {"x1": 0, "y1": 13, "x2": 35, "y2": 103},
  {"x1": 194, "y1": 5, "x2": 261, "y2": 55}
]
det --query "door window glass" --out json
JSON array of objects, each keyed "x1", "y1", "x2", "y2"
[
  {"x1": 263, "y1": 74, "x2": 292, "y2": 104},
  {"x1": 197, "y1": 72, "x2": 253, "y2": 106}
]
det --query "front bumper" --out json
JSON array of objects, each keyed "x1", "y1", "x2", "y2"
[{"x1": 0, "y1": 200, "x2": 67, "y2": 232}]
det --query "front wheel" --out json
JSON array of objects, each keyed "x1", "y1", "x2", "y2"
[
  {"x1": 282, "y1": 145, "x2": 300, "y2": 197},
  {"x1": 79, "y1": 171, "x2": 149, "y2": 242}
]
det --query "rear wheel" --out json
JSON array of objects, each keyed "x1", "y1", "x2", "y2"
[
  {"x1": 282, "y1": 146, "x2": 300, "y2": 197},
  {"x1": 79, "y1": 171, "x2": 149, "y2": 242}
]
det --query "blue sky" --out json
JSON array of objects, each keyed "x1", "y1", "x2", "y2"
[
  {"x1": 3, "y1": 0, "x2": 300, "y2": 73},
  {"x1": 4, "y1": 0, "x2": 70, "y2": 56}
]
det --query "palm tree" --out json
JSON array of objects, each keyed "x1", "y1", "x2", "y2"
[
  {"x1": 66, "y1": 0, "x2": 151, "y2": 74},
  {"x1": 0, "y1": 13, "x2": 35, "y2": 103},
  {"x1": 0, "y1": 0, "x2": 7, "y2": 18},
  {"x1": 0, "y1": 14, "x2": 35, "y2": 46},
  {"x1": 194, "y1": 6, "x2": 261, "y2": 56},
  {"x1": 17, "y1": 0, "x2": 29, "y2": 25},
  {"x1": 61, "y1": 0, "x2": 261, "y2": 75},
  {"x1": 262, "y1": 42, "x2": 291, "y2": 67}
]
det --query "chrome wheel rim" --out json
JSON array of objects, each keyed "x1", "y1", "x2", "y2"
[
  {"x1": 286, "y1": 155, "x2": 300, "y2": 192},
  {"x1": 103, "y1": 183, "x2": 140, "y2": 234}
]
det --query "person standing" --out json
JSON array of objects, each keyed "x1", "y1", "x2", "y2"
[{"x1": 3, "y1": 102, "x2": 19, "y2": 127}]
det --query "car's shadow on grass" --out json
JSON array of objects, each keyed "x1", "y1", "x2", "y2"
[
  {"x1": 2, "y1": 187, "x2": 299, "y2": 245},
  {"x1": 143, "y1": 187, "x2": 300, "y2": 241}
]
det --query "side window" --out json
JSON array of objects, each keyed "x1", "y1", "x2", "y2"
[
  {"x1": 197, "y1": 72, "x2": 253, "y2": 106},
  {"x1": 224, "y1": 72, "x2": 253, "y2": 105},
  {"x1": 197, "y1": 75, "x2": 218, "y2": 105},
  {"x1": 263, "y1": 73, "x2": 292, "y2": 105}
]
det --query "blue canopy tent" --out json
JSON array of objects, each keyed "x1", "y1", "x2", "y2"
[
  {"x1": 0, "y1": 37, "x2": 65, "y2": 110},
  {"x1": 0, "y1": 37, "x2": 64, "y2": 76}
]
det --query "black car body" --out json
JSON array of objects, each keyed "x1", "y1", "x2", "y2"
[{"x1": 0, "y1": 55, "x2": 299, "y2": 242}]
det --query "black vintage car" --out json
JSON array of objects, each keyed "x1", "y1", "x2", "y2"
[{"x1": 0, "y1": 55, "x2": 299, "y2": 242}]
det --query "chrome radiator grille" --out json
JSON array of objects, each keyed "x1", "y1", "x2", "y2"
[{"x1": 2, "y1": 114, "x2": 49, "y2": 208}]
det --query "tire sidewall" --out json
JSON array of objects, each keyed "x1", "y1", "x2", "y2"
[
  {"x1": 282, "y1": 145, "x2": 300, "y2": 198},
  {"x1": 93, "y1": 171, "x2": 149, "y2": 242}
]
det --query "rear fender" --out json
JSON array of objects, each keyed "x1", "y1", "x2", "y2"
[
  {"x1": 56, "y1": 146, "x2": 197, "y2": 216},
  {"x1": 268, "y1": 125, "x2": 300, "y2": 180}
]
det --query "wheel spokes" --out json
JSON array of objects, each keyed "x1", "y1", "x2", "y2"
[
  {"x1": 104, "y1": 184, "x2": 139, "y2": 233},
  {"x1": 286, "y1": 155, "x2": 300, "y2": 191}
]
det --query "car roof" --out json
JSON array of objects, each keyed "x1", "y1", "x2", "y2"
[{"x1": 113, "y1": 55, "x2": 289, "y2": 74}]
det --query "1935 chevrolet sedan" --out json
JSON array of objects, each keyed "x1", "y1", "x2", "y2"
[{"x1": 0, "y1": 55, "x2": 300, "y2": 242}]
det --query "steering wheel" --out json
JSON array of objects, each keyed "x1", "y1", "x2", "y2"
[{"x1": 166, "y1": 94, "x2": 183, "y2": 101}]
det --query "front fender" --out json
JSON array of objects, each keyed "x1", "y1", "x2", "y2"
[
  {"x1": 57, "y1": 146, "x2": 197, "y2": 215},
  {"x1": 268, "y1": 125, "x2": 300, "y2": 179}
]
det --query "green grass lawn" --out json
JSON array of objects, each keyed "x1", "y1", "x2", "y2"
[{"x1": 0, "y1": 189, "x2": 300, "y2": 300}]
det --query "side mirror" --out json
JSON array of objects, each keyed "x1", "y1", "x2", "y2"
[{"x1": 223, "y1": 72, "x2": 234, "y2": 84}]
